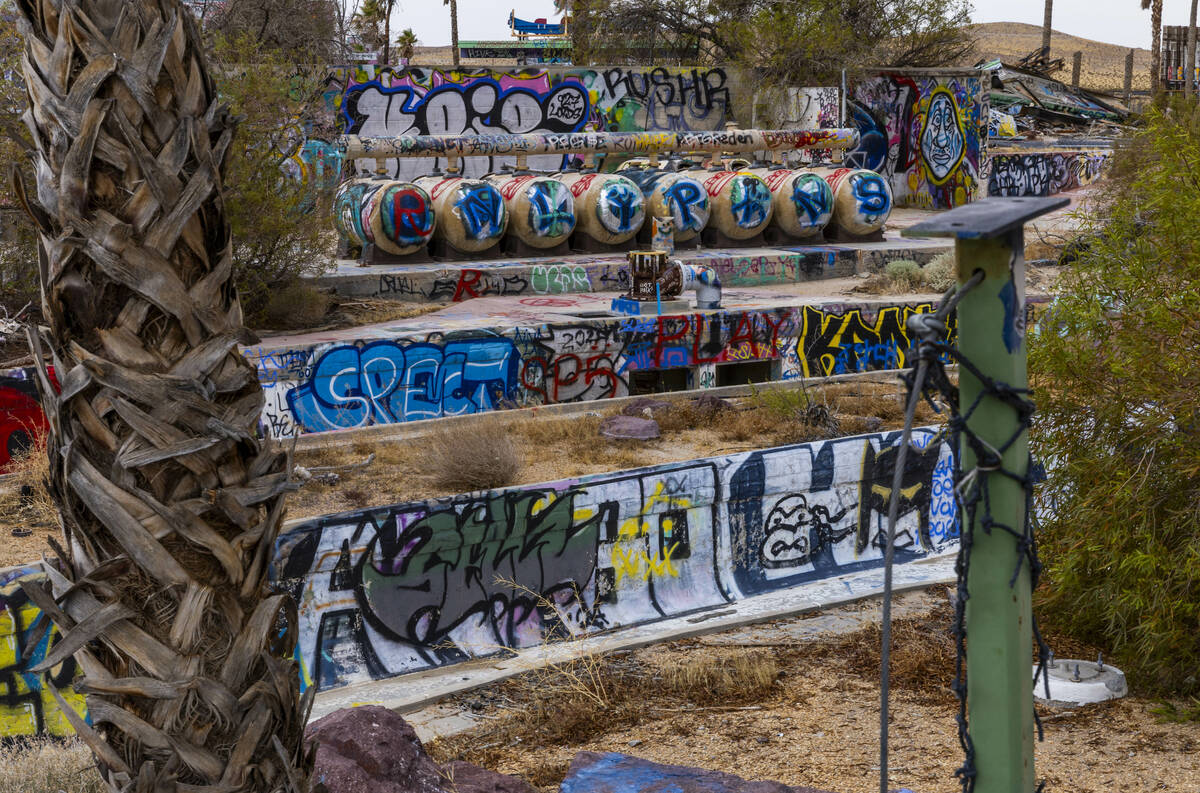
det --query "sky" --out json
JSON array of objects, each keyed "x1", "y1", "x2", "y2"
[{"x1": 390, "y1": 0, "x2": 1182, "y2": 51}]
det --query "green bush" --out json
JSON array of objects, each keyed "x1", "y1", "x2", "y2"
[
  {"x1": 0, "y1": 12, "x2": 335, "y2": 328},
  {"x1": 884, "y1": 259, "x2": 924, "y2": 290},
  {"x1": 1029, "y1": 100, "x2": 1200, "y2": 698}
]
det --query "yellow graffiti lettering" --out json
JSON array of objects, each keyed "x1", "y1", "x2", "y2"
[
  {"x1": 1, "y1": 578, "x2": 87, "y2": 737},
  {"x1": 611, "y1": 542, "x2": 681, "y2": 585}
]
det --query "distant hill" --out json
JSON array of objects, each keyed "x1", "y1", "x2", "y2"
[{"x1": 969, "y1": 21, "x2": 1151, "y2": 93}]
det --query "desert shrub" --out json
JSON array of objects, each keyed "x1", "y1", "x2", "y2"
[
  {"x1": 260, "y1": 282, "x2": 330, "y2": 330},
  {"x1": 1029, "y1": 99, "x2": 1200, "y2": 698},
  {"x1": 0, "y1": 738, "x2": 105, "y2": 793},
  {"x1": 922, "y1": 250, "x2": 958, "y2": 292},
  {"x1": 884, "y1": 259, "x2": 924, "y2": 290},
  {"x1": 426, "y1": 419, "x2": 522, "y2": 492}
]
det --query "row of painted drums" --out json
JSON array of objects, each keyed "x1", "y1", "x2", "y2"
[{"x1": 333, "y1": 166, "x2": 894, "y2": 257}]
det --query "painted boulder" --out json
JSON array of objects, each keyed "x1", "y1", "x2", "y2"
[
  {"x1": 555, "y1": 171, "x2": 646, "y2": 244},
  {"x1": 823, "y1": 167, "x2": 893, "y2": 237},
  {"x1": 702, "y1": 170, "x2": 774, "y2": 240},
  {"x1": 752, "y1": 168, "x2": 834, "y2": 239},
  {"x1": 362, "y1": 180, "x2": 436, "y2": 255},
  {"x1": 414, "y1": 176, "x2": 508, "y2": 252},
  {"x1": 333, "y1": 178, "x2": 372, "y2": 245},
  {"x1": 486, "y1": 174, "x2": 576, "y2": 249},
  {"x1": 626, "y1": 170, "x2": 711, "y2": 243}
]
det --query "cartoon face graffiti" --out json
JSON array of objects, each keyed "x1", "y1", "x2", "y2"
[
  {"x1": 527, "y1": 179, "x2": 576, "y2": 238},
  {"x1": 919, "y1": 88, "x2": 965, "y2": 185},
  {"x1": 760, "y1": 494, "x2": 852, "y2": 569},
  {"x1": 596, "y1": 178, "x2": 645, "y2": 235}
]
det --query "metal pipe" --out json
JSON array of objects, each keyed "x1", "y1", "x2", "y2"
[{"x1": 337, "y1": 127, "x2": 861, "y2": 161}]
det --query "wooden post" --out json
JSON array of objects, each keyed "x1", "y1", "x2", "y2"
[
  {"x1": 1042, "y1": 0, "x2": 1054, "y2": 59},
  {"x1": 1072, "y1": 51, "x2": 1082, "y2": 88},
  {"x1": 1125, "y1": 49, "x2": 1135, "y2": 103}
]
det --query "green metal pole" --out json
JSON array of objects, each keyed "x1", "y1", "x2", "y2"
[
  {"x1": 904, "y1": 197, "x2": 1067, "y2": 793},
  {"x1": 955, "y1": 229, "x2": 1034, "y2": 793}
]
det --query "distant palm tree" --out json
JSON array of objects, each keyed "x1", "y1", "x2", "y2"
[
  {"x1": 354, "y1": 0, "x2": 396, "y2": 63},
  {"x1": 1144, "y1": 0, "x2": 1163, "y2": 94},
  {"x1": 445, "y1": 0, "x2": 460, "y2": 66},
  {"x1": 396, "y1": 27, "x2": 419, "y2": 63},
  {"x1": 1188, "y1": 0, "x2": 1198, "y2": 96}
]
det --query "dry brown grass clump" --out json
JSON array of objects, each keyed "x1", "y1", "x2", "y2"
[
  {"x1": 0, "y1": 738, "x2": 104, "y2": 793},
  {"x1": 0, "y1": 428, "x2": 61, "y2": 568},
  {"x1": 424, "y1": 420, "x2": 523, "y2": 491},
  {"x1": 430, "y1": 646, "x2": 781, "y2": 764}
]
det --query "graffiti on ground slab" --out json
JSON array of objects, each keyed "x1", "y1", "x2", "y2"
[
  {"x1": 336, "y1": 65, "x2": 730, "y2": 179},
  {"x1": 847, "y1": 72, "x2": 985, "y2": 209},
  {"x1": 986, "y1": 151, "x2": 1110, "y2": 197},
  {"x1": 255, "y1": 302, "x2": 953, "y2": 437},
  {"x1": 273, "y1": 428, "x2": 958, "y2": 689},
  {"x1": 1, "y1": 567, "x2": 87, "y2": 737}
]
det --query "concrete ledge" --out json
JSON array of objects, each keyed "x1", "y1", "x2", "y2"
[
  {"x1": 310, "y1": 554, "x2": 956, "y2": 721},
  {"x1": 307, "y1": 238, "x2": 952, "y2": 301}
]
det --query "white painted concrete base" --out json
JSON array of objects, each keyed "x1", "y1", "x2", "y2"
[
  {"x1": 1033, "y1": 659, "x2": 1128, "y2": 706},
  {"x1": 310, "y1": 554, "x2": 957, "y2": 723}
]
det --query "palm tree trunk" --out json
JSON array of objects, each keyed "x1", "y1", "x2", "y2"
[
  {"x1": 10, "y1": 1, "x2": 312, "y2": 790},
  {"x1": 451, "y1": 0, "x2": 460, "y2": 66},
  {"x1": 383, "y1": 0, "x2": 392, "y2": 66},
  {"x1": 1188, "y1": 0, "x2": 1198, "y2": 97},
  {"x1": 1151, "y1": 0, "x2": 1163, "y2": 95}
]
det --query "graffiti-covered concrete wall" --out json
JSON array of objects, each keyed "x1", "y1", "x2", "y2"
[
  {"x1": 847, "y1": 69, "x2": 987, "y2": 210},
  {"x1": 331, "y1": 65, "x2": 735, "y2": 179},
  {"x1": 986, "y1": 149, "x2": 1111, "y2": 197},
  {"x1": 251, "y1": 299, "x2": 957, "y2": 438},
  {"x1": 0, "y1": 565, "x2": 87, "y2": 738},
  {"x1": 273, "y1": 427, "x2": 959, "y2": 691}
]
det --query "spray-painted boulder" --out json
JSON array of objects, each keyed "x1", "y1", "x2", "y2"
[
  {"x1": 702, "y1": 171, "x2": 774, "y2": 240},
  {"x1": 333, "y1": 178, "x2": 372, "y2": 245},
  {"x1": 486, "y1": 174, "x2": 576, "y2": 248},
  {"x1": 626, "y1": 170, "x2": 711, "y2": 243},
  {"x1": 823, "y1": 168, "x2": 892, "y2": 237},
  {"x1": 753, "y1": 168, "x2": 834, "y2": 239},
  {"x1": 414, "y1": 176, "x2": 507, "y2": 252},
  {"x1": 362, "y1": 181, "x2": 436, "y2": 255},
  {"x1": 555, "y1": 172, "x2": 646, "y2": 244}
]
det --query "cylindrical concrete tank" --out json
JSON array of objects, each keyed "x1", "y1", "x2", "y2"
[
  {"x1": 333, "y1": 177, "x2": 373, "y2": 245},
  {"x1": 822, "y1": 168, "x2": 893, "y2": 237},
  {"x1": 414, "y1": 176, "x2": 508, "y2": 252},
  {"x1": 753, "y1": 168, "x2": 835, "y2": 239},
  {"x1": 485, "y1": 174, "x2": 576, "y2": 249},
  {"x1": 554, "y1": 172, "x2": 646, "y2": 244},
  {"x1": 701, "y1": 171, "x2": 774, "y2": 240},
  {"x1": 361, "y1": 180, "x2": 436, "y2": 255},
  {"x1": 625, "y1": 170, "x2": 711, "y2": 243}
]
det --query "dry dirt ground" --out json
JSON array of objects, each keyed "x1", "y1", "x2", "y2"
[
  {"x1": 426, "y1": 588, "x2": 1200, "y2": 793},
  {"x1": 0, "y1": 377, "x2": 935, "y2": 568}
]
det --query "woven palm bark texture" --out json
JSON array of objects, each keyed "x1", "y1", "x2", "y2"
[{"x1": 9, "y1": 0, "x2": 312, "y2": 790}]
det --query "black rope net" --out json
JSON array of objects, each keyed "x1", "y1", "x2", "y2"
[{"x1": 878, "y1": 271, "x2": 1053, "y2": 793}]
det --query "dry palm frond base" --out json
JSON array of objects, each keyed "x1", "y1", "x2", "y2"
[{"x1": 428, "y1": 591, "x2": 1200, "y2": 793}]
